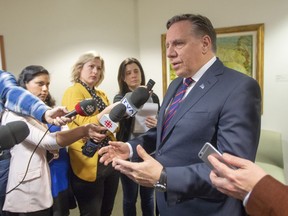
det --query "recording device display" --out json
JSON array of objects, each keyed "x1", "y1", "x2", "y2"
[
  {"x1": 82, "y1": 139, "x2": 100, "y2": 158},
  {"x1": 0, "y1": 121, "x2": 30, "y2": 151},
  {"x1": 64, "y1": 98, "x2": 97, "y2": 118}
]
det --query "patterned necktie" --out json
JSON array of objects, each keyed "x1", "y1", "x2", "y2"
[{"x1": 162, "y1": 77, "x2": 193, "y2": 140}]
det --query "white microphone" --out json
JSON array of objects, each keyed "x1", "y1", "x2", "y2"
[{"x1": 99, "y1": 103, "x2": 126, "y2": 133}]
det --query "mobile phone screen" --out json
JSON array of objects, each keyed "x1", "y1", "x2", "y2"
[
  {"x1": 198, "y1": 142, "x2": 222, "y2": 170},
  {"x1": 198, "y1": 142, "x2": 237, "y2": 170}
]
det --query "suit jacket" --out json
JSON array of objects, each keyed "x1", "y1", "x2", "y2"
[
  {"x1": 246, "y1": 175, "x2": 288, "y2": 216},
  {"x1": 129, "y1": 59, "x2": 261, "y2": 216},
  {"x1": 2, "y1": 111, "x2": 61, "y2": 213}
]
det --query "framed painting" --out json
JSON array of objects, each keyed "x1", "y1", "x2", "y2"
[
  {"x1": 0, "y1": 35, "x2": 6, "y2": 71},
  {"x1": 215, "y1": 24, "x2": 264, "y2": 97},
  {"x1": 161, "y1": 23, "x2": 264, "y2": 97}
]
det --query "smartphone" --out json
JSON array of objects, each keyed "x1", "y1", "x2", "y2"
[
  {"x1": 198, "y1": 142, "x2": 236, "y2": 170},
  {"x1": 146, "y1": 79, "x2": 155, "y2": 91}
]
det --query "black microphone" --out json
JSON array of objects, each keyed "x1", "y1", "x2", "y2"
[
  {"x1": 99, "y1": 103, "x2": 126, "y2": 133},
  {"x1": 110, "y1": 103, "x2": 127, "y2": 122},
  {"x1": 64, "y1": 99, "x2": 97, "y2": 118},
  {"x1": 121, "y1": 86, "x2": 150, "y2": 117},
  {"x1": 0, "y1": 121, "x2": 30, "y2": 151}
]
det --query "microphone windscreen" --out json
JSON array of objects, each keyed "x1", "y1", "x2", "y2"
[
  {"x1": 109, "y1": 103, "x2": 126, "y2": 122},
  {"x1": 75, "y1": 99, "x2": 97, "y2": 116},
  {"x1": 6, "y1": 121, "x2": 30, "y2": 143},
  {"x1": 130, "y1": 87, "x2": 150, "y2": 108},
  {"x1": 0, "y1": 121, "x2": 30, "y2": 150}
]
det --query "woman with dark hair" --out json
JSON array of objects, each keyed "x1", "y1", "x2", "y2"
[
  {"x1": 114, "y1": 58, "x2": 160, "y2": 216},
  {"x1": 18, "y1": 65, "x2": 75, "y2": 216},
  {"x1": 0, "y1": 69, "x2": 71, "y2": 216},
  {"x1": 2, "y1": 65, "x2": 107, "y2": 215}
]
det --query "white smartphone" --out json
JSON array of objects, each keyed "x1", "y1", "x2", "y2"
[{"x1": 198, "y1": 142, "x2": 236, "y2": 170}]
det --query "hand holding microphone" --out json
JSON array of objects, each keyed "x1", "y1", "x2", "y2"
[
  {"x1": 45, "y1": 99, "x2": 97, "y2": 125},
  {"x1": 44, "y1": 107, "x2": 73, "y2": 126},
  {"x1": 82, "y1": 80, "x2": 155, "y2": 158},
  {"x1": 82, "y1": 103, "x2": 126, "y2": 157},
  {"x1": 82, "y1": 102, "x2": 127, "y2": 158}
]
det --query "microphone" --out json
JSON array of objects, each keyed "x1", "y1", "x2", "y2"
[
  {"x1": 64, "y1": 99, "x2": 97, "y2": 118},
  {"x1": 82, "y1": 103, "x2": 126, "y2": 157},
  {"x1": 82, "y1": 80, "x2": 155, "y2": 158},
  {"x1": 121, "y1": 87, "x2": 150, "y2": 117},
  {"x1": 0, "y1": 121, "x2": 30, "y2": 151},
  {"x1": 99, "y1": 103, "x2": 126, "y2": 133}
]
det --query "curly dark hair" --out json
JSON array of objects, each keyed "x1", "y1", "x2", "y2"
[{"x1": 18, "y1": 65, "x2": 56, "y2": 107}]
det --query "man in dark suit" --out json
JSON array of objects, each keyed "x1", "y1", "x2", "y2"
[
  {"x1": 208, "y1": 153, "x2": 288, "y2": 216},
  {"x1": 99, "y1": 13, "x2": 261, "y2": 215}
]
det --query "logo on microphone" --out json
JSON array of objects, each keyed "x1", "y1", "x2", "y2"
[
  {"x1": 86, "y1": 104, "x2": 96, "y2": 114},
  {"x1": 122, "y1": 98, "x2": 136, "y2": 117},
  {"x1": 103, "y1": 120, "x2": 113, "y2": 129}
]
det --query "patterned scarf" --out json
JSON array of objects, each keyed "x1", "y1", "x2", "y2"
[
  {"x1": 77, "y1": 80, "x2": 106, "y2": 112},
  {"x1": 78, "y1": 80, "x2": 110, "y2": 147}
]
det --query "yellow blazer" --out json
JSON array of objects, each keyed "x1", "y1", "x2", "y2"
[{"x1": 62, "y1": 83, "x2": 115, "y2": 182}]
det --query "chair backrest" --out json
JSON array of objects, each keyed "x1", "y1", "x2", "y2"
[{"x1": 256, "y1": 129, "x2": 283, "y2": 168}]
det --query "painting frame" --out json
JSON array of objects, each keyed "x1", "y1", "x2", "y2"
[
  {"x1": 0, "y1": 35, "x2": 6, "y2": 71},
  {"x1": 161, "y1": 23, "x2": 264, "y2": 98}
]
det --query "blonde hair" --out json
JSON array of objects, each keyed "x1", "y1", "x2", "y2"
[{"x1": 71, "y1": 51, "x2": 105, "y2": 87}]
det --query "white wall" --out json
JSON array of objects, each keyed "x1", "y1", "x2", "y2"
[
  {"x1": 0, "y1": 0, "x2": 287, "y2": 145},
  {"x1": 0, "y1": 0, "x2": 139, "y2": 104},
  {"x1": 138, "y1": 0, "x2": 288, "y2": 145}
]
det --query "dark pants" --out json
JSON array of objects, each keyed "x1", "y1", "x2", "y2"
[
  {"x1": 121, "y1": 174, "x2": 155, "y2": 216},
  {"x1": 71, "y1": 162, "x2": 119, "y2": 216},
  {"x1": 0, "y1": 150, "x2": 11, "y2": 216},
  {"x1": 3, "y1": 208, "x2": 51, "y2": 216}
]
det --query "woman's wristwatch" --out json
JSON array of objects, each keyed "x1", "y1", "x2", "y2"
[{"x1": 154, "y1": 167, "x2": 167, "y2": 192}]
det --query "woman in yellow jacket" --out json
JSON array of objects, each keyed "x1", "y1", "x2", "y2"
[{"x1": 62, "y1": 51, "x2": 119, "y2": 216}]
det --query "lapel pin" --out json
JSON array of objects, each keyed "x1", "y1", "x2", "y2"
[{"x1": 199, "y1": 84, "x2": 205, "y2": 89}]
